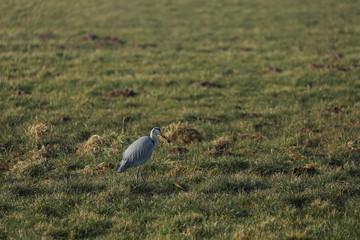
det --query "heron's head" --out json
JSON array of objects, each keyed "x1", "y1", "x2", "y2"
[
  {"x1": 151, "y1": 127, "x2": 171, "y2": 143},
  {"x1": 151, "y1": 127, "x2": 162, "y2": 136}
]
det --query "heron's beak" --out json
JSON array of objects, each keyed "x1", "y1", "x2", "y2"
[{"x1": 160, "y1": 133, "x2": 171, "y2": 143}]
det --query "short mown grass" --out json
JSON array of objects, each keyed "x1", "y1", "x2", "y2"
[{"x1": 1, "y1": 0, "x2": 359, "y2": 239}]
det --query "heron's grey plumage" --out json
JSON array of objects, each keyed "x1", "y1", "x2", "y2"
[
  {"x1": 116, "y1": 128, "x2": 168, "y2": 182},
  {"x1": 116, "y1": 136, "x2": 157, "y2": 173}
]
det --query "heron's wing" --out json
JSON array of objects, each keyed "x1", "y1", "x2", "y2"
[{"x1": 117, "y1": 136, "x2": 155, "y2": 172}]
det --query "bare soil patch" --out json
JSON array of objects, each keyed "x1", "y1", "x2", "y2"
[
  {"x1": 325, "y1": 106, "x2": 344, "y2": 114},
  {"x1": 290, "y1": 165, "x2": 319, "y2": 176},
  {"x1": 303, "y1": 138, "x2": 320, "y2": 148},
  {"x1": 105, "y1": 89, "x2": 137, "y2": 98},
  {"x1": 16, "y1": 90, "x2": 31, "y2": 96},
  {"x1": 39, "y1": 33, "x2": 54, "y2": 40},
  {"x1": 135, "y1": 43, "x2": 158, "y2": 49},
  {"x1": 238, "y1": 112, "x2": 262, "y2": 118},
  {"x1": 208, "y1": 149, "x2": 232, "y2": 157},
  {"x1": 58, "y1": 116, "x2": 72, "y2": 122},
  {"x1": 264, "y1": 67, "x2": 283, "y2": 73},
  {"x1": 308, "y1": 64, "x2": 349, "y2": 72},
  {"x1": 168, "y1": 146, "x2": 189, "y2": 154},
  {"x1": 84, "y1": 34, "x2": 126, "y2": 47},
  {"x1": 240, "y1": 47, "x2": 253, "y2": 52},
  {"x1": 83, "y1": 33, "x2": 99, "y2": 40},
  {"x1": 95, "y1": 37, "x2": 126, "y2": 48},
  {"x1": 52, "y1": 44, "x2": 65, "y2": 50},
  {"x1": 193, "y1": 81, "x2": 223, "y2": 88}
]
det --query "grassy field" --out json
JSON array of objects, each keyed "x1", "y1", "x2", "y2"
[{"x1": 1, "y1": 0, "x2": 360, "y2": 239}]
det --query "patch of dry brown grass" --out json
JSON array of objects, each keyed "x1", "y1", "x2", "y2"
[
  {"x1": 28, "y1": 122, "x2": 49, "y2": 140},
  {"x1": 7, "y1": 158, "x2": 54, "y2": 177},
  {"x1": 76, "y1": 135, "x2": 108, "y2": 155},
  {"x1": 163, "y1": 122, "x2": 203, "y2": 144},
  {"x1": 77, "y1": 162, "x2": 115, "y2": 175},
  {"x1": 212, "y1": 136, "x2": 235, "y2": 150},
  {"x1": 207, "y1": 149, "x2": 233, "y2": 157},
  {"x1": 166, "y1": 166, "x2": 198, "y2": 177}
]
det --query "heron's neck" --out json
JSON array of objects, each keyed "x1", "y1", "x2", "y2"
[{"x1": 150, "y1": 133, "x2": 158, "y2": 145}]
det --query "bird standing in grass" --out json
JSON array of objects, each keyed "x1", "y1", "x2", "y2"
[{"x1": 117, "y1": 127, "x2": 171, "y2": 182}]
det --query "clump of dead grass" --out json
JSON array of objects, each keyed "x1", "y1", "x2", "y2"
[
  {"x1": 28, "y1": 122, "x2": 49, "y2": 140},
  {"x1": 167, "y1": 166, "x2": 198, "y2": 177},
  {"x1": 77, "y1": 162, "x2": 115, "y2": 175},
  {"x1": 208, "y1": 149, "x2": 233, "y2": 157},
  {"x1": 207, "y1": 136, "x2": 236, "y2": 157},
  {"x1": 105, "y1": 89, "x2": 136, "y2": 98},
  {"x1": 212, "y1": 136, "x2": 235, "y2": 150},
  {"x1": 8, "y1": 159, "x2": 54, "y2": 178},
  {"x1": 163, "y1": 122, "x2": 203, "y2": 144},
  {"x1": 76, "y1": 135, "x2": 108, "y2": 155}
]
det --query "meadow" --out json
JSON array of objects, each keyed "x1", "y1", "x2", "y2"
[{"x1": 0, "y1": 0, "x2": 359, "y2": 239}]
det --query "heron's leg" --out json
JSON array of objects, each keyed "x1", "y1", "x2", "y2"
[
  {"x1": 139, "y1": 167, "x2": 145, "y2": 183},
  {"x1": 136, "y1": 166, "x2": 141, "y2": 183}
]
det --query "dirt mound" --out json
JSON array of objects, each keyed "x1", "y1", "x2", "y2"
[
  {"x1": 168, "y1": 146, "x2": 189, "y2": 154},
  {"x1": 290, "y1": 165, "x2": 319, "y2": 176},
  {"x1": 163, "y1": 122, "x2": 203, "y2": 144},
  {"x1": 240, "y1": 47, "x2": 253, "y2": 52},
  {"x1": 193, "y1": 81, "x2": 222, "y2": 88},
  {"x1": 264, "y1": 67, "x2": 283, "y2": 73},
  {"x1": 39, "y1": 33, "x2": 54, "y2": 40},
  {"x1": 83, "y1": 33, "x2": 99, "y2": 40},
  {"x1": 16, "y1": 90, "x2": 31, "y2": 96},
  {"x1": 58, "y1": 116, "x2": 72, "y2": 122},
  {"x1": 105, "y1": 89, "x2": 137, "y2": 98},
  {"x1": 76, "y1": 135, "x2": 107, "y2": 155},
  {"x1": 135, "y1": 43, "x2": 157, "y2": 49},
  {"x1": 208, "y1": 149, "x2": 232, "y2": 157},
  {"x1": 238, "y1": 112, "x2": 262, "y2": 118},
  {"x1": 96, "y1": 37, "x2": 126, "y2": 48},
  {"x1": 308, "y1": 64, "x2": 349, "y2": 72}
]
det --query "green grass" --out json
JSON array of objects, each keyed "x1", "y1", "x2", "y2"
[{"x1": 1, "y1": 0, "x2": 360, "y2": 239}]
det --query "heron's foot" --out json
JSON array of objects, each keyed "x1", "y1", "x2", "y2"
[
  {"x1": 134, "y1": 176, "x2": 147, "y2": 185},
  {"x1": 135, "y1": 166, "x2": 146, "y2": 184},
  {"x1": 139, "y1": 171, "x2": 145, "y2": 182}
]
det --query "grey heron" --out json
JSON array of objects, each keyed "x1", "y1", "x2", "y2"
[{"x1": 116, "y1": 127, "x2": 171, "y2": 182}]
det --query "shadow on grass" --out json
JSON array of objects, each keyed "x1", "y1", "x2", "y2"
[
  {"x1": 10, "y1": 184, "x2": 39, "y2": 197},
  {"x1": 199, "y1": 159, "x2": 250, "y2": 174},
  {"x1": 67, "y1": 216, "x2": 113, "y2": 240},
  {"x1": 285, "y1": 195, "x2": 312, "y2": 209},
  {"x1": 0, "y1": 202, "x2": 14, "y2": 214},
  {"x1": 33, "y1": 199, "x2": 75, "y2": 218},
  {"x1": 125, "y1": 179, "x2": 189, "y2": 195},
  {"x1": 71, "y1": 221, "x2": 113, "y2": 239},
  {"x1": 67, "y1": 182, "x2": 107, "y2": 194},
  {"x1": 45, "y1": 229, "x2": 69, "y2": 240},
  {"x1": 193, "y1": 176, "x2": 268, "y2": 194},
  {"x1": 250, "y1": 160, "x2": 291, "y2": 176}
]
